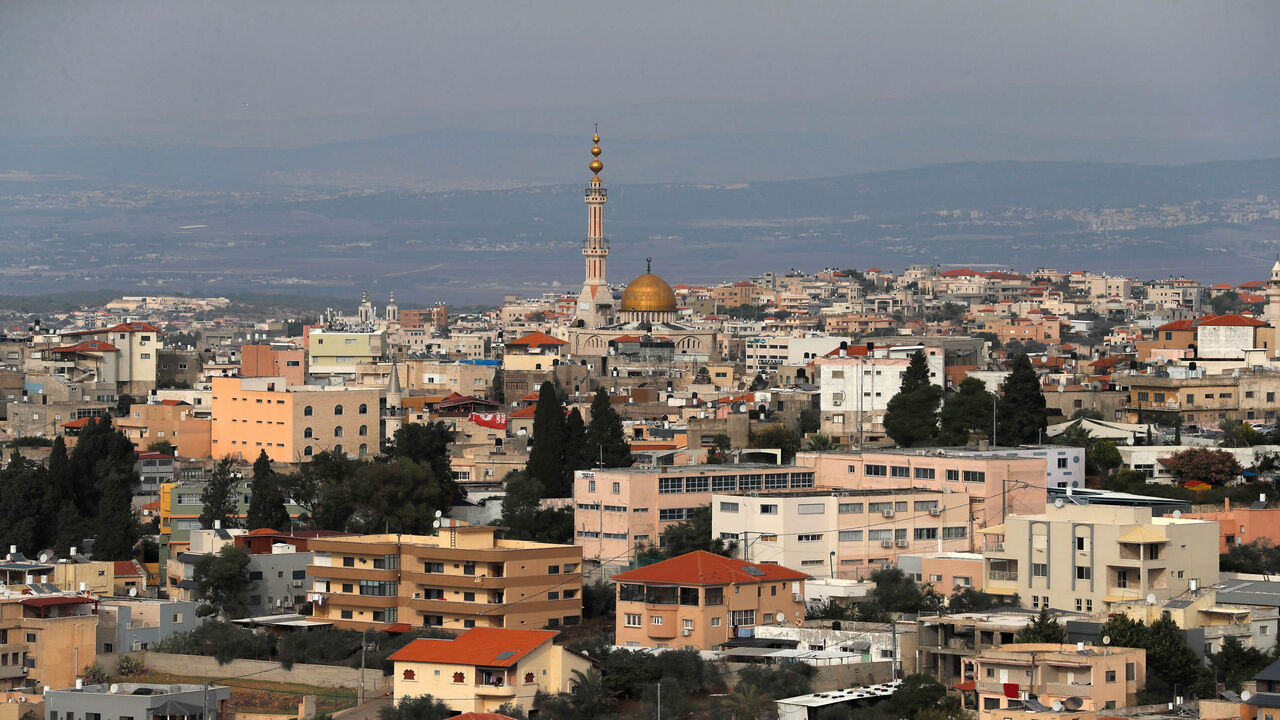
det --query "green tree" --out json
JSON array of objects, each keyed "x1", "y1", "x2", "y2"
[
  {"x1": 499, "y1": 470, "x2": 573, "y2": 544},
  {"x1": 527, "y1": 382, "x2": 569, "y2": 496},
  {"x1": 377, "y1": 695, "x2": 454, "y2": 720},
  {"x1": 0, "y1": 452, "x2": 50, "y2": 555},
  {"x1": 1013, "y1": 608, "x2": 1067, "y2": 643},
  {"x1": 938, "y1": 377, "x2": 995, "y2": 446},
  {"x1": 200, "y1": 457, "x2": 241, "y2": 530},
  {"x1": 807, "y1": 434, "x2": 836, "y2": 451},
  {"x1": 1164, "y1": 447, "x2": 1244, "y2": 485},
  {"x1": 706, "y1": 433, "x2": 732, "y2": 464},
  {"x1": 1209, "y1": 635, "x2": 1273, "y2": 693},
  {"x1": 695, "y1": 366, "x2": 712, "y2": 384},
  {"x1": 996, "y1": 354, "x2": 1048, "y2": 445},
  {"x1": 1089, "y1": 440, "x2": 1123, "y2": 479},
  {"x1": 563, "y1": 408, "x2": 591, "y2": 472},
  {"x1": 947, "y1": 587, "x2": 999, "y2": 613},
  {"x1": 644, "y1": 507, "x2": 737, "y2": 559},
  {"x1": 799, "y1": 407, "x2": 821, "y2": 435},
  {"x1": 888, "y1": 674, "x2": 961, "y2": 720},
  {"x1": 65, "y1": 417, "x2": 142, "y2": 559},
  {"x1": 585, "y1": 387, "x2": 633, "y2": 469},
  {"x1": 345, "y1": 459, "x2": 462, "y2": 534},
  {"x1": 387, "y1": 421, "x2": 455, "y2": 479},
  {"x1": 718, "y1": 684, "x2": 776, "y2": 720},
  {"x1": 1221, "y1": 419, "x2": 1260, "y2": 448},
  {"x1": 750, "y1": 372, "x2": 769, "y2": 391},
  {"x1": 192, "y1": 545, "x2": 255, "y2": 618},
  {"x1": 751, "y1": 423, "x2": 800, "y2": 463},
  {"x1": 286, "y1": 450, "x2": 358, "y2": 530},
  {"x1": 147, "y1": 439, "x2": 176, "y2": 456},
  {"x1": 568, "y1": 667, "x2": 617, "y2": 719},
  {"x1": 869, "y1": 566, "x2": 924, "y2": 613},
  {"x1": 883, "y1": 350, "x2": 943, "y2": 447},
  {"x1": 245, "y1": 451, "x2": 290, "y2": 531}
]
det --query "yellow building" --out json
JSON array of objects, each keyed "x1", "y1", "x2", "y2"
[
  {"x1": 306, "y1": 526, "x2": 583, "y2": 632},
  {"x1": 968, "y1": 643, "x2": 1144, "y2": 720},
  {"x1": 209, "y1": 376, "x2": 383, "y2": 462},
  {"x1": 307, "y1": 329, "x2": 387, "y2": 377},
  {"x1": 0, "y1": 594, "x2": 97, "y2": 691},
  {"x1": 390, "y1": 628, "x2": 592, "y2": 715}
]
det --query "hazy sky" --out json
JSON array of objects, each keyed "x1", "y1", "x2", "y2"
[{"x1": 3, "y1": 0, "x2": 1278, "y2": 141}]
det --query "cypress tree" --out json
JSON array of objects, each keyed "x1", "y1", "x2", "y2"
[
  {"x1": 564, "y1": 408, "x2": 591, "y2": 472},
  {"x1": 245, "y1": 451, "x2": 290, "y2": 531},
  {"x1": 585, "y1": 387, "x2": 633, "y2": 468},
  {"x1": 526, "y1": 381, "x2": 569, "y2": 496},
  {"x1": 996, "y1": 354, "x2": 1048, "y2": 445},
  {"x1": 882, "y1": 350, "x2": 942, "y2": 447},
  {"x1": 200, "y1": 457, "x2": 241, "y2": 529}
]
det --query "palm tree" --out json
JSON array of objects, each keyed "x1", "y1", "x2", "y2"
[
  {"x1": 807, "y1": 434, "x2": 835, "y2": 451},
  {"x1": 569, "y1": 667, "x2": 616, "y2": 719},
  {"x1": 720, "y1": 684, "x2": 776, "y2": 720}
]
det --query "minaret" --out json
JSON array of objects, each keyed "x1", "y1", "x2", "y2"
[
  {"x1": 384, "y1": 292, "x2": 399, "y2": 323},
  {"x1": 384, "y1": 361, "x2": 403, "y2": 443},
  {"x1": 357, "y1": 290, "x2": 375, "y2": 325},
  {"x1": 576, "y1": 128, "x2": 614, "y2": 328},
  {"x1": 1266, "y1": 259, "x2": 1280, "y2": 325}
]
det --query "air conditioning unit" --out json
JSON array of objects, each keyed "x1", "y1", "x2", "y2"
[
  {"x1": 882, "y1": 509, "x2": 895, "y2": 518},
  {"x1": 681, "y1": 628, "x2": 692, "y2": 636},
  {"x1": 929, "y1": 507, "x2": 942, "y2": 517},
  {"x1": 896, "y1": 540, "x2": 909, "y2": 548},
  {"x1": 793, "y1": 593, "x2": 803, "y2": 602},
  {"x1": 881, "y1": 539, "x2": 894, "y2": 548}
]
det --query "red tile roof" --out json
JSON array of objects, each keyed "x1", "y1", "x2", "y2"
[
  {"x1": 388, "y1": 628, "x2": 557, "y2": 667},
  {"x1": 1197, "y1": 313, "x2": 1267, "y2": 327},
  {"x1": 612, "y1": 550, "x2": 809, "y2": 586},
  {"x1": 1155, "y1": 319, "x2": 1197, "y2": 331},
  {"x1": 114, "y1": 560, "x2": 144, "y2": 577},
  {"x1": 48, "y1": 340, "x2": 120, "y2": 354},
  {"x1": 507, "y1": 331, "x2": 567, "y2": 348},
  {"x1": 62, "y1": 417, "x2": 94, "y2": 429},
  {"x1": 509, "y1": 405, "x2": 538, "y2": 419}
]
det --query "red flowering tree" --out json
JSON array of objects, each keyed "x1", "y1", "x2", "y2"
[{"x1": 1163, "y1": 447, "x2": 1243, "y2": 486}]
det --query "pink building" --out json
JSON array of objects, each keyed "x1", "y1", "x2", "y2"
[
  {"x1": 796, "y1": 449, "x2": 1047, "y2": 526},
  {"x1": 1177, "y1": 496, "x2": 1280, "y2": 553},
  {"x1": 918, "y1": 553, "x2": 986, "y2": 593}
]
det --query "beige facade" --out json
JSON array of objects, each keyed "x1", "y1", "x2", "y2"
[
  {"x1": 307, "y1": 527, "x2": 583, "y2": 632},
  {"x1": 401, "y1": 359, "x2": 496, "y2": 398},
  {"x1": 0, "y1": 595, "x2": 97, "y2": 691},
  {"x1": 969, "y1": 643, "x2": 1144, "y2": 720},
  {"x1": 307, "y1": 329, "x2": 387, "y2": 377},
  {"x1": 981, "y1": 504, "x2": 1220, "y2": 612},
  {"x1": 209, "y1": 376, "x2": 383, "y2": 462}
]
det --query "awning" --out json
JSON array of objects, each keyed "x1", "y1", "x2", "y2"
[
  {"x1": 1104, "y1": 592, "x2": 1143, "y2": 603},
  {"x1": 984, "y1": 586, "x2": 1019, "y2": 596},
  {"x1": 1117, "y1": 526, "x2": 1168, "y2": 544},
  {"x1": 976, "y1": 525, "x2": 1006, "y2": 535},
  {"x1": 20, "y1": 596, "x2": 95, "y2": 609},
  {"x1": 952, "y1": 681, "x2": 975, "y2": 691}
]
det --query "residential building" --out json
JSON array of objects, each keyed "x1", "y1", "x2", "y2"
[
  {"x1": 0, "y1": 592, "x2": 97, "y2": 690},
  {"x1": 169, "y1": 529, "x2": 336, "y2": 617},
  {"x1": 209, "y1": 376, "x2": 383, "y2": 462},
  {"x1": 743, "y1": 335, "x2": 845, "y2": 375},
  {"x1": 96, "y1": 597, "x2": 201, "y2": 654},
  {"x1": 711, "y1": 489, "x2": 978, "y2": 581},
  {"x1": 240, "y1": 344, "x2": 306, "y2": 385},
  {"x1": 572, "y1": 464, "x2": 817, "y2": 564},
  {"x1": 502, "y1": 332, "x2": 568, "y2": 372},
  {"x1": 968, "y1": 643, "x2": 1145, "y2": 720},
  {"x1": 919, "y1": 610, "x2": 1089, "y2": 684},
  {"x1": 1178, "y1": 497, "x2": 1280, "y2": 552},
  {"x1": 980, "y1": 504, "x2": 1219, "y2": 612},
  {"x1": 795, "y1": 449, "x2": 1047, "y2": 526},
  {"x1": 132, "y1": 450, "x2": 177, "y2": 498},
  {"x1": 1109, "y1": 588, "x2": 1279, "y2": 655},
  {"x1": 307, "y1": 526, "x2": 583, "y2": 632},
  {"x1": 611, "y1": 550, "x2": 808, "y2": 650},
  {"x1": 306, "y1": 328, "x2": 387, "y2": 377},
  {"x1": 813, "y1": 345, "x2": 945, "y2": 442},
  {"x1": 55, "y1": 322, "x2": 163, "y2": 395},
  {"x1": 44, "y1": 683, "x2": 231, "y2": 720},
  {"x1": 389, "y1": 628, "x2": 591, "y2": 715}
]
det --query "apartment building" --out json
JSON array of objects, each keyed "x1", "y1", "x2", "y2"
[
  {"x1": 96, "y1": 597, "x2": 201, "y2": 654},
  {"x1": 115, "y1": 401, "x2": 211, "y2": 458},
  {"x1": 209, "y1": 376, "x2": 383, "y2": 462},
  {"x1": 980, "y1": 504, "x2": 1219, "y2": 612},
  {"x1": 743, "y1": 335, "x2": 845, "y2": 375},
  {"x1": 502, "y1": 332, "x2": 568, "y2": 372},
  {"x1": 240, "y1": 344, "x2": 306, "y2": 385},
  {"x1": 45, "y1": 683, "x2": 231, "y2": 720},
  {"x1": 796, "y1": 449, "x2": 1047, "y2": 526},
  {"x1": 919, "y1": 610, "x2": 1089, "y2": 685},
  {"x1": 968, "y1": 643, "x2": 1145, "y2": 720},
  {"x1": 401, "y1": 358, "x2": 496, "y2": 398},
  {"x1": 168, "y1": 529, "x2": 331, "y2": 617},
  {"x1": 1122, "y1": 370, "x2": 1280, "y2": 426},
  {"x1": 0, "y1": 592, "x2": 98, "y2": 690},
  {"x1": 306, "y1": 328, "x2": 387, "y2": 377},
  {"x1": 55, "y1": 322, "x2": 162, "y2": 395},
  {"x1": 711, "y1": 489, "x2": 978, "y2": 581},
  {"x1": 611, "y1": 551, "x2": 808, "y2": 650},
  {"x1": 306, "y1": 526, "x2": 583, "y2": 632},
  {"x1": 814, "y1": 345, "x2": 945, "y2": 442},
  {"x1": 572, "y1": 464, "x2": 817, "y2": 564},
  {"x1": 1179, "y1": 497, "x2": 1280, "y2": 552}
]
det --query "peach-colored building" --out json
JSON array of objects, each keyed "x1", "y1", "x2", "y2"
[
  {"x1": 1178, "y1": 497, "x2": 1280, "y2": 553},
  {"x1": 240, "y1": 344, "x2": 306, "y2": 386},
  {"x1": 114, "y1": 400, "x2": 212, "y2": 457},
  {"x1": 209, "y1": 376, "x2": 383, "y2": 462},
  {"x1": 796, "y1": 449, "x2": 1047, "y2": 526},
  {"x1": 919, "y1": 553, "x2": 986, "y2": 594},
  {"x1": 612, "y1": 551, "x2": 807, "y2": 650},
  {"x1": 967, "y1": 643, "x2": 1145, "y2": 720},
  {"x1": 573, "y1": 464, "x2": 816, "y2": 564}
]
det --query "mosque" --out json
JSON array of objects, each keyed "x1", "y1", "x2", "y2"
[{"x1": 563, "y1": 131, "x2": 716, "y2": 360}]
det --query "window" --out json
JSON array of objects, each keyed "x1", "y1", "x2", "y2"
[
  {"x1": 946, "y1": 469, "x2": 959, "y2": 482},
  {"x1": 890, "y1": 466, "x2": 910, "y2": 478},
  {"x1": 914, "y1": 528, "x2": 937, "y2": 540},
  {"x1": 798, "y1": 534, "x2": 823, "y2": 542},
  {"x1": 423, "y1": 562, "x2": 444, "y2": 573},
  {"x1": 942, "y1": 527, "x2": 967, "y2": 540},
  {"x1": 359, "y1": 403, "x2": 368, "y2": 414},
  {"x1": 984, "y1": 697, "x2": 1001, "y2": 710},
  {"x1": 340, "y1": 610, "x2": 353, "y2": 620},
  {"x1": 587, "y1": 480, "x2": 596, "y2": 493},
  {"x1": 335, "y1": 426, "x2": 344, "y2": 437},
  {"x1": 914, "y1": 500, "x2": 938, "y2": 511},
  {"x1": 625, "y1": 613, "x2": 642, "y2": 627},
  {"x1": 720, "y1": 502, "x2": 740, "y2": 513},
  {"x1": 304, "y1": 446, "x2": 313, "y2": 456},
  {"x1": 359, "y1": 425, "x2": 368, "y2": 436},
  {"x1": 712, "y1": 476, "x2": 736, "y2": 492},
  {"x1": 760, "y1": 504, "x2": 778, "y2": 515},
  {"x1": 1057, "y1": 457, "x2": 1069, "y2": 468},
  {"x1": 304, "y1": 405, "x2": 313, "y2": 416},
  {"x1": 658, "y1": 477, "x2": 683, "y2": 494},
  {"x1": 1126, "y1": 662, "x2": 1135, "y2": 681},
  {"x1": 1032, "y1": 563, "x2": 1047, "y2": 577},
  {"x1": 304, "y1": 427, "x2": 313, "y2": 438},
  {"x1": 797, "y1": 503, "x2": 825, "y2": 515},
  {"x1": 839, "y1": 530, "x2": 863, "y2": 542},
  {"x1": 954, "y1": 576, "x2": 971, "y2": 587},
  {"x1": 914, "y1": 467, "x2": 935, "y2": 480},
  {"x1": 1076, "y1": 566, "x2": 1091, "y2": 580},
  {"x1": 334, "y1": 405, "x2": 344, "y2": 416},
  {"x1": 739, "y1": 475, "x2": 763, "y2": 490},
  {"x1": 1106, "y1": 670, "x2": 1116, "y2": 683},
  {"x1": 868, "y1": 502, "x2": 893, "y2": 514},
  {"x1": 839, "y1": 503, "x2": 863, "y2": 514},
  {"x1": 865, "y1": 464, "x2": 887, "y2": 476},
  {"x1": 962, "y1": 470, "x2": 985, "y2": 483},
  {"x1": 764, "y1": 473, "x2": 789, "y2": 490},
  {"x1": 1076, "y1": 536, "x2": 1088, "y2": 551},
  {"x1": 868, "y1": 529, "x2": 891, "y2": 541},
  {"x1": 613, "y1": 482, "x2": 621, "y2": 494},
  {"x1": 686, "y1": 477, "x2": 710, "y2": 493},
  {"x1": 730, "y1": 609, "x2": 756, "y2": 627},
  {"x1": 651, "y1": 616, "x2": 663, "y2": 625}
]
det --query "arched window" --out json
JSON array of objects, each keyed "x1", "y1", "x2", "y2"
[
  {"x1": 334, "y1": 444, "x2": 343, "y2": 454},
  {"x1": 359, "y1": 443, "x2": 368, "y2": 455},
  {"x1": 303, "y1": 446, "x2": 313, "y2": 456},
  {"x1": 335, "y1": 426, "x2": 344, "y2": 438},
  {"x1": 358, "y1": 403, "x2": 368, "y2": 415},
  {"x1": 402, "y1": 669, "x2": 415, "y2": 681},
  {"x1": 334, "y1": 404, "x2": 344, "y2": 416},
  {"x1": 303, "y1": 405, "x2": 313, "y2": 417},
  {"x1": 303, "y1": 427, "x2": 313, "y2": 438},
  {"x1": 358, "y1": 425, "x2": 368, "y2": 436}
]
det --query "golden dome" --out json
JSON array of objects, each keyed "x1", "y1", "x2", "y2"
[
  {"x1": 589, "y1": 158, "x2": 604, "y2": 173},
  {"x1": 591, "y1": 145, "x2": 602, "y2": 157},
  {"x1": 621, "y1": 270, "x2": 678, "y2": 313}
]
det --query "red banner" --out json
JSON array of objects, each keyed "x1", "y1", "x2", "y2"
[
  {"x1": 1003, "y1": 683, "x2": 1020, "y2": 699},
  {"x1": 468, "y1": 412, "x2": 508, "y2": 430}
]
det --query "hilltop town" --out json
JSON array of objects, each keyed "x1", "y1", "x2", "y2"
[{"x1": 4, "y1": 137, "x2": 1280, "y2": 720}]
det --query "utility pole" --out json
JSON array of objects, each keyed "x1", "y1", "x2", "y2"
[
  {"x1": 992, "y1": 391, "x2": 997, "y2": 445},
  {"x1": 203, "y1": 681, "x2": 210, "y2": 720},
  {"x1": 890, "y1": 614, "x2": 899, "y2": 681},
  {"x1": 657, "y1": 680, "x2": 662, "y2": 720},
  {"x1": 358, "y1": 627, "x2": 369, "y2": 705}
]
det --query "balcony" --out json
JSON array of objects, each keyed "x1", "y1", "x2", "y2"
[
  {"x1": 475, "y1": 683, "x2": 517, "y2": 698},
  {"x1": 983, "y1": 543, "x2": 1005, "y2": 553},
  {"x1": 989, "y1": 570, "x2": 1019, "y2": 582}
]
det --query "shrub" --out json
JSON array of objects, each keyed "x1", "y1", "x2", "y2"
[{"x1": 115, "y1": 655, "x2": 146, "y2": 677}]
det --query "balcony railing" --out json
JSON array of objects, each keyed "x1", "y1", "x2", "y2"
[
  {"x1": 983, "y1": 543, "x2": 1005, "y2": 552},
  {"x1": 988, "y1": 570, "x2": 1019, "y2": 581}
]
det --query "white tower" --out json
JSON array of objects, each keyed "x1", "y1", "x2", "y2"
[
  {"x1": 575, "y1": 128, "x2": 614, "y2": 328},
  {"x1": 384, "y1": 361, "x2": 403, "y2": 443},
  {"x1": 1266, "y1": 259, "x2": 1280, "y2": 324},
  {"x1": 384, "y1": 292, "x2": 399, "y2": 323},
  {"x1": 357, "y1": 290, "x2": 375, "y2": 325}
]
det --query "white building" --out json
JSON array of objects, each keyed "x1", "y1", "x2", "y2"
[{"x1": 815, "y1": 345, "x2": 945, "y2": 442}]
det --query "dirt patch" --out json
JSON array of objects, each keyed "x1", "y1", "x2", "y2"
[{"x1": 124, "y1": 671, "x2": 358, "y2": 715}]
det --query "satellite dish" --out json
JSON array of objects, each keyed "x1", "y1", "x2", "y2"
[
  {"x1": 1242, "y1": 691, "x2": 1253, "y2": 702},
  {"x1": 432, "y1": 520, "x2": 441, "y2": 529},
  {"x1": 1172, "y1": 510, "x2": 1182, "y2": 519},
  {"x1": 129, "y1": 587, "x2": 138, "y2": 597},
  {"x1": 1054, "y1": 498, "x2": 1064, "y2": 508},
  {"x1": 1063, "y1": 697, "x2": 1084, "y2": 711},
  {"x1": 435, "y1": 510, "x2": 443, "y2": 518},
  {"x1": 1052, "y1": 702, "x2": 1064, "y2": 712},
  {"x1": 776, "y1": 612, "x2": 785, "y2": 624},
  {"x1": 1102, "y1": 636, "x2": 1111, "y2": 645},
  {"x1": 1146, "y1": 593, "x2": 1158, "y2": 605},
  {"x1": 109, "y1": 684, "x2": 119, "y2": 694}
]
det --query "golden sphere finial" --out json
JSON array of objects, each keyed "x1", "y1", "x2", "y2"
[
  {"x1": 589, "y1": 158, "x2": 604, "y2": 174},
  {"x1": 589, "y1": 125, "x2": 603, "y2": 176},
  {"x1": 591, "y1": 145, "x2": 602, "y2": 157}
]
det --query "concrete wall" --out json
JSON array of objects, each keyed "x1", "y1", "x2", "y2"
[{"x1": 109, "y1": 652, "x2": 386, "y2": 691}]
